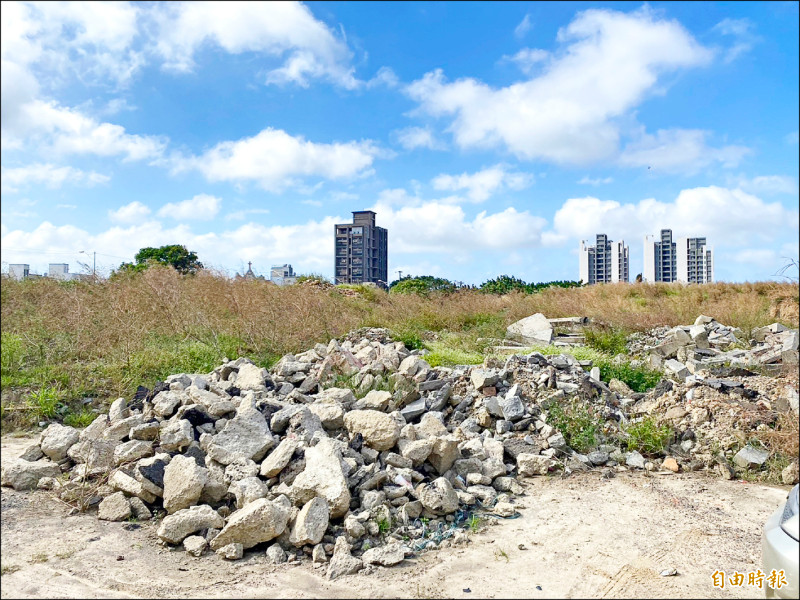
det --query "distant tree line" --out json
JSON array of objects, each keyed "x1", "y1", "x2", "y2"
[
  {"x1": 113, "y1": 246, "x2": 582, "y2": 294},
  {"x1": 389, "y1": 274, "x2": 582, "y2": 296}
]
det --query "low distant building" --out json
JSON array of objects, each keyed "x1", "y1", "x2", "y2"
[
  {"x1": 48, "y1": 263, "x2": 79, "y2": 281},
  {"x1": 236, "y1": 261, "x2": 266, "y2": 281},
  {"x1": 9, "y1": 264, "x2": 30, "y2": 280},
  {"x1": 271, "y1": 264, "x2": 297, "y2": 286},
  {"x1": 579, "y1": 234, "x2": 629, "y2": 284}
]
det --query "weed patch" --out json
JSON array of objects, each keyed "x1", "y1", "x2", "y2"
[
  {"x1": 544, "y1": 400, "x2": 605, "y2": 453},
  {"x1": 621, "y1": 417, "x2": 673, "y2": 456}
]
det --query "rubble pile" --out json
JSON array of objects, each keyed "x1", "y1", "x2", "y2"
[
  {"x1": 2, "y1": 317, "x2": 798, "y2": 575},
  {"x1": 628, "y1": 315, "x2": 799, "y2": 375}
]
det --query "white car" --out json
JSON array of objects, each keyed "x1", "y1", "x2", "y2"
[{"x1": 763, "y1": 484, "x2": 799, "y2": 598}]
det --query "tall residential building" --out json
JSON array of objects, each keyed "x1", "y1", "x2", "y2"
[
  {"x1": 644, "y1": 229, "x2": 713, "y2": 283},
  {"x1": 643, "y1": 228, "x2": 677, "y2": 282},
  {"x1": 677, "y1": 237, "x2": 714, "y2": 283},
  {"x1": 270, "y1": 264, "x2": 297, "y2": 286},
  {"x1": 334, "y1": 211, "x2": 388, "y2": 287},
  {"x1": 579, "y1": 234, "x2": 629, "y2": 284}
]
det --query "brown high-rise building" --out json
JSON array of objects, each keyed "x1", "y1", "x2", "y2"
[{"x1": 334, "y1": 211, "x2": 388, "y2": 287}]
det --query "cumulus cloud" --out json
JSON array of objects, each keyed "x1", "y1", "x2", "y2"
[
  {"x1": 1, "y1": 94, "x2": 166, "y2": 160},
  {"x1": 108, "y1": 201, "x2": 151, "y2": 225},
  {"x1": 153, "y1": 1, "x2": 360, "y2": 89},
  {"x1": 431, "y1": 164, "x2": 533, "y2": 202},
  {"x1": 1, "y1": 163, "x2": 110, "y2": 192},
  {"x1": 1, "y1": 216, "x2": 343, "y2": 276},
  {"x1": 157, "y1": 194, "x2": 221, "y2": 221},
  {"x1": 546, "y1": 186, "x2": 798, "y2": 247},
  {"x1": 169, "y1": 128, "x2": 381, "y2": 191},
  {"x1": 394, "y1": 126, "x2": 445, "y2": 151},
  {"x1": 371, "y1": 198, "x2": 547, "y2": 254},
  {"x1": 1, "y1": 1, "x2": 143, "y2": 88},
  {"x1": 406, "y1": 7, "x2": 718, "y2": 167},
  {"x1": 500, "y1": 47, "x2": 549, "y2": 74},
  {"x1": 619, "y1": 128, "x2": 750, "y2": 173},
  {"x1": 730, "y1": 175, "x2": 799, "y2": 196}
]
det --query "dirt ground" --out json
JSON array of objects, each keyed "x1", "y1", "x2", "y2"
[{"x1": 0, "y1": 434, "x2": 790, "y2": 599}]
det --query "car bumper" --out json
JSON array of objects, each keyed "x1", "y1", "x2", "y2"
[{"x1": 762, "y1": 504, "x2": 799, "y2": 599}]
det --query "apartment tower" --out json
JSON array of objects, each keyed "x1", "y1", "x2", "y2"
[
  {"x1": 677, "y1": 237, "x2": 714, "y2": 283},
  {"x1": 643, "y1": 229, "x2": 677, "y2": 282},
  {"x1": 334, "y1": 211, "x2": 388, "y2": 287},
  {"x1": 644, "y1": 229, "x2": 713, "y2": 283},
  {"x1": 579, "y1": 233, "x2": 629, "y2": 284}
]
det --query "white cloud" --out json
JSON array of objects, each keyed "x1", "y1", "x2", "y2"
[
  {"x1": 366, "y1": 66, "x2": 399, "y2": 89},
  {"x1": 547, "y1": 186, "x2": 798, "y2": 247},
  {"x1": 301, "y1": 200, "x2": 323, "y2": 207},
  {"x1": 578, "y1": 175, "x2": 614, "y2": 185},
  {"x1": 514, "y1": 14, "x2": 532, "y2": 39},
  {"x1": 394, "y1": 126, "x2": 444, "y2": 151},
  {"x1": 500, "y1": 48, "x2": 549, "y2": 74},
  {"x1": 2, "y1": 96, "x2": 166, "y2": 160},
  {"x1": 406, "y1": 7, "x2": 715, "y2": 166},
  {"x1": 730, "y1": 175, "x2": 799, "y2": 196},
  {"x1": 431, "y1": 164, "x2": 533, "y2": 202},
  {"x1": 1, "y1": 1, "x2": 144, "y2": 88},
  {"x1": 108, "y1": 201, "x2": 152, "y2": 225},
  {"x1": 153, "y1": 1, "x2": 359, "y2": 89},
  {"x1": 1, "y1": 216, "x2": 342, "y2": 276},
  {"x1": 712, "y1": 18, "x2": 760, "y2": 63},
  {"x1": 1, "y1": 163, "x2": 110, "y2": 192},
  {"x1": 170, "y1": 128, "x2": 380, "y2": 191},
  {"x1": 57, "y1": 204, "x2": 77, "y2": 210},
  {"x1": 158, "y1": 194, "x2": 221, "y2": 221},
  {"x1": 619, "y1": 128, "x2": 750, "y2": 173},
  {"x1": 371, "y1": 198, "x2": 547, "y2": 254}
]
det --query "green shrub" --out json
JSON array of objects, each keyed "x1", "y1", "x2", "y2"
[
  {"x1": 545, "y1": 399, "x2": 604, "y2": 453},
  {"x1": 584, "y1": 327, "x2": 628, "y2": 355},
  {"x1": 63, "y1": 408, "x2": 97, "y2": 428},
  {"x1": 392, "y1": 329, "x2": 424, "y2": 350},
  {"x1": 622, "y1": 417, "x2": 673, "y2": 456},
  {"x1": 27, "y1": 385, "x2": 65, "y2": 419},
  {"x1": 596, "y1": 360, "x2": 662, "y2": 393}
]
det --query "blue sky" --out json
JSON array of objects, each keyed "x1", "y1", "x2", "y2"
[{"x1": 1, "y1": 1, "x2": 798, "y2": 283}]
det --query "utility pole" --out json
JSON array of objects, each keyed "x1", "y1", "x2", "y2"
[{"x1": 80, "y1": 250, "x2": 96, "y2": 276}]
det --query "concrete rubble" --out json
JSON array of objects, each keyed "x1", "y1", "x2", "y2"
[{"x1": 1, "y1": 318, "x2": 797, "y2": 573}]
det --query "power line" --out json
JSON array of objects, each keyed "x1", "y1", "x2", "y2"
[{"x1": 1, "y1": 248, "x2": 128, "y2": 259}]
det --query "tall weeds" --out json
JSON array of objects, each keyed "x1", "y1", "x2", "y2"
[{"x1": 1, "y1": 269, "x2": 797, "y2": 429}]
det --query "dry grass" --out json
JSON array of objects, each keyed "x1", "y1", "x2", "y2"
[{"x1": 1, "y1": 269, "x2": 797, "y2": 429}]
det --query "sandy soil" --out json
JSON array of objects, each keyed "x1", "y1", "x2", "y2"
[{"x1": 0, "y1": 434, "x2": 790, "y2": 599}]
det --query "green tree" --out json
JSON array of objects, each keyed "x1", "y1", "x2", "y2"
[
  {"x1": 389, "y1": 275, "x2": 461, "y2": 295},
  {"x1": 479, "y1": 275, "x2": 583, "y2": 295},
  {"x1": 116, "y1": 245, "x2": 204, "y2": 275}
]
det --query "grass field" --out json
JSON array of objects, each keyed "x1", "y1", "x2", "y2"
[{"x1": 1, "y1": 267, "x2": 797, "y2": 430}]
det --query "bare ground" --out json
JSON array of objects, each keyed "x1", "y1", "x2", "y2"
[{"x1": 0, "y1": 435, "x2": 789, "y2": 599}]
